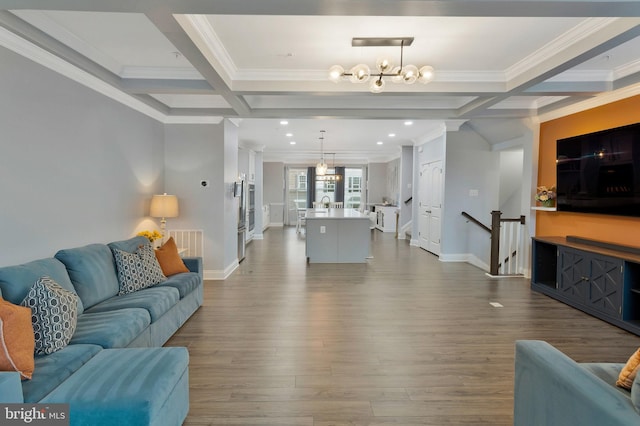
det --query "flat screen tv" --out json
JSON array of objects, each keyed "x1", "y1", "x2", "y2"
[{"x1": 556, "y1": 122, "x2": 640, "y2": 217}]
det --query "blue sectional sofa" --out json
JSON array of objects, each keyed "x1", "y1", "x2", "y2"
[
  {"x1": 514, "y1": 340, "x2": 640, "y2": 426},
  {"x1": 0, "y1": 236, "x2": 203, "y2": 425}
]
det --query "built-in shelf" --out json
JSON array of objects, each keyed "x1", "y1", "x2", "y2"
[{"x1": 531, "y1": 206, "x2": 557, "y2": 211}]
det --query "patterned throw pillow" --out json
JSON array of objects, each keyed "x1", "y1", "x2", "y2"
[
  {"x1": 112, "y1": 243, "x2": 166, "y2": 295},
  {"x1": 21, "y1": 276, "x2": 78, "y2": 355}
]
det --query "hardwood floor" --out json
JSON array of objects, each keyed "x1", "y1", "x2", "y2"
[{"x1": 167, "y1": 227, "x2": 640, "y2": 425}]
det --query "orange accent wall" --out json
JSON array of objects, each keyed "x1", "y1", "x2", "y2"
[{"x1": 537, "y1": 94, "x2": 640, "y2": 245}]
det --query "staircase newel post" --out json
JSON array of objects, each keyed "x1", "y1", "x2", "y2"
[{"x1": 490, "y1": 211, "x2": 502, "y2": 275}]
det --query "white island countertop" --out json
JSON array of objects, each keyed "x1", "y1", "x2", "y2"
[{"x1": 306, "y1": 208, "x2": 368, "y2": 219}]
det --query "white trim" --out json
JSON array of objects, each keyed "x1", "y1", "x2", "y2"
[
  {"x1": 176, "y1": 14, "x2": 236, "y2": 87},
  {"x1": 120, "y1": 66, "x2": 203, "y2": 80},
  {"x1": 439, "y1": 253, "x2": 489, "y2": 272},
  {"x1": 204, "y1": 260, "x2": 238, "y2": 280},
  {"x1": 0, "y1": 26, "x2": 219, "y2": 125},
  {"x1": 505, "y1": 18, "x2": 616, "y2": 81},
  {"x1": 538, "y1": 83, "x2": 640, "y2": 122}
]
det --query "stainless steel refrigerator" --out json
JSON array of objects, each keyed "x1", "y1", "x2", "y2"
[{"x1": 235, "y1": 180, "x2": 247, "y2": 262}]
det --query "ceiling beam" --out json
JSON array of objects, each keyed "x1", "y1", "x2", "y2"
[
  {"x1": 144, "y1": 9, "x2": 251, "y2": 116},
  {"x1": 458, "y1": 18, "x2": 640, "y2": 117},
  {"x1": 3, "y1": 1, "x2": 640, "y2": 17},
  {"x1": 121, "y1": 78, "x2": 214, "y2": 95}
]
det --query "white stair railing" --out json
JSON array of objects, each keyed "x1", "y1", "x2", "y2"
[
  {"x1": 168, "y1": 229, "x2": 204, "y2": 258},
  {"x1": 497, "y1": 217, "x2": 526, "y2": 275}
]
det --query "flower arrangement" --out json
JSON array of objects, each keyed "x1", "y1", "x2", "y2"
[
  {"x1": 536, "y1": 186, "x2": 556, "y2": 207},
  {"x1": 137, "y1": 230, "x2": 162, "y2": 242}
]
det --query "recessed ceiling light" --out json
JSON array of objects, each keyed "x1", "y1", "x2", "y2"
[
  {"x1": 377, "y1": 141, "x2": 384, "y2": 145},
  {"x1": 404, "y1": 121, "x2": 413, "y2": 126},
  {"x1": 280, "y1": 120, "x2": 289, "y2": 125},
  {"x1": 290, "y1": 141, "x2": 296, "y2": 145},
  {"x1": 286, "y1": 133, "x2": 293, "y2": 137},
  {"x1": 388, "y1": 133, "x2": 396, "y2": 137}
]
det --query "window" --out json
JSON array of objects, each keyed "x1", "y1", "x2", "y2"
[
  {"x1": 345, "y1": 168, "x2": 363, "y2": 209},
  {"x1": 297, "y1": 174, "x2": 307, "y2": 190},
  {"x1": 287, "y1": 168, "x2": 307, "y2": 210}
]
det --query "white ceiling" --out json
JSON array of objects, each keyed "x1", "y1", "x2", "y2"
[{"x1": 3, "y1": 1, "x2": 640, "y2": 163}]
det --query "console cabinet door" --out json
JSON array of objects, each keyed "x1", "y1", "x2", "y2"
[
  {"x1": 558, "y1": 247, "x2": 589, "y2": 303},
  {"x1": 587, "y1": 255, "x2": 623, "y2": 319}
]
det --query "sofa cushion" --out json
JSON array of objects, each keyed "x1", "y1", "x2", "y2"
[
  {"x1": 632, "y1": 372, "x2": 640, "y2": 412},
  {"x1": 22, "y1": 343, "x2": 102, "y2": 403},
  {"x1": 112, "y1": 244, "x2": 166, "y2": 295},
  {"x1": 21, "y1": 277, "x2": 78, "y2": 355},
  {"x1": 70, "y1": 309, "x2": 151, "y2": 349},
  {"x1": 617, "y1": 348, "x2": 640, "y2": 389},
  {"x1": 108, "y1": 236, "x2": 153, "y2": 254},
  {"x1": 0, "y1": 297, "x2": 34, "y2": 379},
  {"x1": 155, "y1": 237, "x2": 190, "y2": 276},
  {"x1": 582, "y1": 363, "x2": 630, "y2": 397},
  {"x1": 40, "y1": 347, "x2": 189, "y2": 426},
  {"x1": 84, "y1": 287, "x2": 180, "y2": 322},
  {"x1": 54, "y1": 244, "x2": 120, "y2": 309},
  {"x1": 155, "y1": 272, "x2": 201, "y2": 299},
  {"x1": 0, "y1": 258, "x2": 83, "y2": 314}
]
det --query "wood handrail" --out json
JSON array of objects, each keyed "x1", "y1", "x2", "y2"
[{"x1": 461, "y1": 211, "x2": 491, "y2": 234}]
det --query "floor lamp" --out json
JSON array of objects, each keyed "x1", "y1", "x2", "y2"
[{"x1": 150, "y1": 193, "x2": 179, "y2": 242}]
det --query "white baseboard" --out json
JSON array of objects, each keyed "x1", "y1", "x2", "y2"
[
  {"x1": 253, "y1": 233, "x2": 264, "y2": 240},
  {"x1": 204, "y1": 261, "x2": 239, "y2": 280},
  {"x1": 439, "y1": 253, "x2": 489, "y2": 272},
  {"x1": 410, "y1": 238, "x2": 420, "y2": 247},
  {"x1": 270, "y1": 222, "x2": 284, "y2": 227}
]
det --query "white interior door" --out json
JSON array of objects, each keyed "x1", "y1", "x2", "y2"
[{"x1": 419, "y1": 160, "x2": 443, "y2": 256}]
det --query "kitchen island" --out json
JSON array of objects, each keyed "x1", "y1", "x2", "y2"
[{"x1": 305, "y1": 208, "x2": 371, "y2": 263}]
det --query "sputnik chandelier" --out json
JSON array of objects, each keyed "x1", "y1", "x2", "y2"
[{"x1": 328, "y1": 37, "x2": 434, "y2": 93}]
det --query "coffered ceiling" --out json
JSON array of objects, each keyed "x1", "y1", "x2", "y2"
[{"x1": 2, "y1": 1, "x2": 640, "y2": 162}]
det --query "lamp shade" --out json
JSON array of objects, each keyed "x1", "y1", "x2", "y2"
[{"x1": 150, "y1": 193, "x2": 179, "y2": 218}]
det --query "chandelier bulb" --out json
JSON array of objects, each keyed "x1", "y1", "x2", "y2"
[
  {"x1": 418, "y1": 65, "x2": 435, "y2": 84},
  {"x1": 349, "y1": 64, "x2": 370, "y2": 83},
  {"x1": 376, "y1": 57, "x2": 393, "y2": 73},
  {"x1": 390, "y1": 66, "x2": 403, "y2": 83},
  {"x1": 401, "y1": 64, "x2": 419, "y2": 84},
  {"x1": 328, "y1": 65, "x2": 345, "y2": 83},
  {"x1": 370, "y1": 76, "x2": 385, "y2": 93}
]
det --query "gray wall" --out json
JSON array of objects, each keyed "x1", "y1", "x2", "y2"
[
  {"x1": 367, "y1": 163, "x2": 387, "y2": 205},
  {"x1": 398, "y1": 146, "x2": 414, "y2": 231},
  {"x1": 499, "y1": 149, "x2": 525, "y2": 218},
  {"x1": 0, "y1": 46, "x2": 165, "y2": 266},
  {"x1": 164, "y1": 120, "x2": 238, "y2": 278},
  {"x1": 442, "y1": 127, "x2": 500, "y2": 267},
  {"x1": 263, "y1": 162, "x2": 284, "y2": 225}
]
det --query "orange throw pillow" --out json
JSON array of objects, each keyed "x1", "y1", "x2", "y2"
[
  {"x1": 155, "y1": 237, "x2": 190, "y2": 276},
  {"x1": 0, "y1": 297, "x2": 35, "y2": 380},
  {"x1": 617, "y1": 347, "x2": 640, "y2": 389}
]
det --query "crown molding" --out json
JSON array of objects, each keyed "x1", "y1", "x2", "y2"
[
  {"x1": 538, "y1": 82, "x2": 640, "y2": 122},
  {"x1": 614, "y1": 58, "x2": 640, "y2": 79},
  {"x1": 0, "y1": 26, "x2": 221, "y2": 124},
  {"x1": 10, "y1": 10, "x2": 123, "y2": 75},
  {"x1": 505, "y1": 17, "x2": 616, "y2": 81},
  {"x1": 120, "y1": 66, "x2": 204, "y2": 80},
  {"x1": 176, "y1": 14, "x2": 237, "y2": 86}
]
